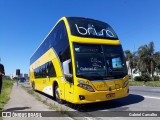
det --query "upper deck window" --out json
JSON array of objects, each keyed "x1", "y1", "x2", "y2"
[{"x1": 67, "y1": 17, "x2": 118, "y2": 40}]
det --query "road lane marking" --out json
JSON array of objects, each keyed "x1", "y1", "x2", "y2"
[
  {"x1": 143, "y1": 96, "x2": 160, "y2": 100},
  {"x1": 84, "y1": 117, "x2": 93, "y2": 120}
]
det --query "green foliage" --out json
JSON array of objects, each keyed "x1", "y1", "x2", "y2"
[
  {"x1": 27, "y1": 89, "x2": 34, "y2": 94},
  {"x1": 0, "y1": 79, "x2": 14, "y2": 111},
  {"x1": 157, "y1": 64, "x2": 160, "y2": 70},
  {"x1": 142, "y1": 74, "x2": 152, "y2": 82},
  {"x1": 153, "y1": 76, "x2": 160, "y2": 81},
  {"x1": 145, "y1": 81, "x2": 160, "y2": 87},
  {"x1": 13, "y1": 77, "x2": 18, "y2": 80},
  {"x1": 3, "y1": 76, "x2": 12, "y2": 80},
  {"x1": 134, "y1": 74, "x2": 152, "y2": 82},
  {"x1": 134, "y1": 76, "x2": 143, "y2": 81},
  {"x1": 129, "y1": 81, "x2": 144, "y2": 86},
  {"x1": 130, "y1": 81, "x2": 160, "y2": 87}
]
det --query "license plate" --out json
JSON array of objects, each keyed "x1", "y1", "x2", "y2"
[{"x1": 106, "y1": 93, "x2": 115, "y2": 98}]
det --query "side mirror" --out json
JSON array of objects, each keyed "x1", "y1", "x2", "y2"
[{"x1": 62, "y1": 59, "x2": 72, "y2": 78}]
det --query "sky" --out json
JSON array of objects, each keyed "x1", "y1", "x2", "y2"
[{"x1": 0, "y1": 0, "x2": 160, "y2": 75}]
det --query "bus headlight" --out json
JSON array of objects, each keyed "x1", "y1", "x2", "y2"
[
  {"x1": 122, "y1": 80, "x2": 129, "y2": 88},
  {"x1": 77, "y1": 83, "x2": 95, "y2": 92}
]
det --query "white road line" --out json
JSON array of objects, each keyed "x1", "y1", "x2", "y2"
[
  {"x1": 84, "y1": 117, "x2": 95, "y2": 120},
  {"x1": 143, "y1": 95, "x2": 160, "y2": 100}
]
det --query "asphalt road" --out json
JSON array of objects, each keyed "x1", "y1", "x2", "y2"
[{"x1": 21, "y1": 82, "x2": 160, "y2": 120}]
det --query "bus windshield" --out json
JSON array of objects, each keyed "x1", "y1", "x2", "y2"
[
  {"x1": 67, "y1": 17, "x2": 118, "y2": 40},
  {"x1": 74, "y1": 43, "x2": 127, "y2": 80}
]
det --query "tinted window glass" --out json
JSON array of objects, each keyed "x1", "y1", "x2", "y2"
[
  {"x1": 67, "y1": 17, "x2": 118, "y2": 40},
  {"x1": 30, "y1": 20, "x2": 70, "y2": 65},
  {"x1": 47, "y1": 61, "x2": 56, "y2": 77},
  {"x1": 34, "y1": 61, "x2": 56, "y2": 78},
  {"x1": 53, "y1": 21, "x2": 70, "y2": 63},
  {"x1": 73, "y1": 43, "x2": 127, "y2": 80}
]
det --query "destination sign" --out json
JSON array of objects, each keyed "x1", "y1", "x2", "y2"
[
  {"x1": 75, "y1": 24, "x2": 115, "y2": 38},
  {"x1": 68, "y1": 17, "x2": 118, "y2": 39}
]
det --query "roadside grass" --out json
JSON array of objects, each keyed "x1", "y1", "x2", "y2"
[
  {"x1": 21, "y1": 86, "x2": 69, "y2": 112},
  {"x1": 0, "y1": 78, "x2": 14, "y2": 120},
  {"x1": 129, "y1": 80, "x2": 160, "y2": 87}
]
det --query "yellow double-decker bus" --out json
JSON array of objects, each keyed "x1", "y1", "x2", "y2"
[{"x1": 30, "y1": 17, "x2": 129, "y2": 104}]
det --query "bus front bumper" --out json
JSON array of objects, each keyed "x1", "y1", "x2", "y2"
[{"x1": 73, "y1": 87, "x2": 129, "y2": 104}]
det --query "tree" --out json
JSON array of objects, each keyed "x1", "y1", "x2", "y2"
[
  {"x1": 124, "y1": 50, "x2": 134, "y2": 81},
  {"x1": 154, "y1": 52, "x2": 160, "y2": 73},
  {"x1": 137, "y1": 41, "x2": 155, "y2": 77}
]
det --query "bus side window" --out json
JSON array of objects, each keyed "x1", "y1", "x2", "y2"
[{"x1": 48, "y1": 61, "x2": 56, "y2": 77}]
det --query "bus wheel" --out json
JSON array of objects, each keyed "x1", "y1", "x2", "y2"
[
  {"x1": 32, "y1": 82, "x2": 35, "y2": 91},
  {"x1": 55, "y1": 85, "x2": 64, "y2": 104}
]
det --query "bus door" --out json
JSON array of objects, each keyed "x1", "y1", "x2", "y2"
[
  {"x1": 62, "y1": 59, "x2": 74, "y2": 102},
  {"x1": 64, "y1": 77, "x2": 74, "y2": 102}
]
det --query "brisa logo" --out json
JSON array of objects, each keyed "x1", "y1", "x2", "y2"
[{"x1": 75, "y1": 24, "x2": 115, "y2": 37}]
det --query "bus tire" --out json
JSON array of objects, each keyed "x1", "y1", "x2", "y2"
[{"x1": 55, "y1": 85, "x2": 64, "y2": 104}]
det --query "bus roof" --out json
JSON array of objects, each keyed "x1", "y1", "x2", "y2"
[{"x1": 30, "y1": 16, "x2": 118, "y2": 62}]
